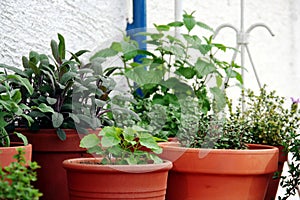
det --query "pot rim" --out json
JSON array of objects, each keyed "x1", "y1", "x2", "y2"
[{"x1": 63, "y1": 157, "x2": 173, "y2": 173}]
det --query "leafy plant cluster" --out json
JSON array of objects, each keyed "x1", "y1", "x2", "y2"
[
  {"x1": 80, "y1": 126, "x2": 163, "y2": 165},
  {"x1": 177, "y1": 96, "x2": 248, "y2": 149},
  {"x1": 0, "y1": 148, "x2": 42, "y2": 200},
  {"x1": 91, "y1": 12, "x2": 242, "y2": 141},
  {"x1": 279, "y1": 131, "x2": 300, "y2": 200},
  {"x1": 0, "y1": 73, "x2": 33, "y2": 147},
  {"x1": 229, "y1": 85, "x2": 300, "y2": 146},
  {"x1": 0, "y1": 34, "x2": 131, "y2": 141}
]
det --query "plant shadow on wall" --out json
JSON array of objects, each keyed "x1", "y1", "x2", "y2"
[{"x1": 90, "y1": 11, "x2": 299, "y2": 200}]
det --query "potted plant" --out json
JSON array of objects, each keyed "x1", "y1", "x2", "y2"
[
  {"x1": 0, "y1": 72, "x2": 33, "y2": 167},
  {"x1": 0, "y1": 34, "x2": 125, "y2": 200},
  {"x1": 90, "y1": 12, "x2": 279, "y2": 200},
  {"x1": 229, "y1": 86, "x2": 300, "y2": 199},
  {"x1": 63, "y1": 126, "x2": 172, "y2": 200},
  {"x1": 0, "y1": 148, "x2": 42, "y2": 200}
]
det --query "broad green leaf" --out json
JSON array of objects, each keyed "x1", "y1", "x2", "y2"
[
  {"x1": 80, "y1": 134, "x2": 100, "y2": 148},
  {"x1": 183, "y1": 14, "x2": 196, "y2": 32},
  {"x1": 58, "y1": 33, "x2": 66, "y2": 59},
  {"x1": 110, "y1": 42, "x2": 122, "y2": 52},
  {"x1": 175, "y1": 67, "x2": 196, "y2": 79},
  {"x1": 29, "y1": 51, "x2": 40, "y2": 65},
  {"x1": 139, "y1": 133, "x2": 162, "y2": 154},
  {"x1": 90, "y1": 48, "x2": 118, "y2": 60},
  {"x1": 149, "y1": 154, "x2": 163, "y2": 164},
  {"x1": 125, "y1": 66, "x2": 164, "y2": 86},
  {"x1": 52, "y1": 112, "x2": 64, "y2": 128},
  {"x1": 56, "y1": 128, "x2": 66, "y2": 141},
  {"x1": 195, "y1": 59, "x2": 216, "y2": 76},
  {"x1": 101, "y1": 127, "x2": 121, "y2": 148},
  {"x1": 60, "y1": 71, "x2": 77, "y2": 84},
  {"x1": 125, "y1": 155, "x2": 138, "y2": 165}
]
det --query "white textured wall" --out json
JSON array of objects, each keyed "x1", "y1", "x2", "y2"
[
  {"x1": 147, "y1": 0, "x2": 300, "y2": 101},
  {"x1": 0, "y1": 0, "x2": 127, "y2": 66}
]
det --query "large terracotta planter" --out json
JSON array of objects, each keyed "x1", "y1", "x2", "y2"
[
  {"x1": 63, "y1": 158, "x2": 172, "y2": 200},
  {"x1": 0, "y1": 143, "x2": 32, "y2": 167},
  {"x1": 265, "y1": 145, "x2": 288, "y2": 200},
  {"x1": 12, "y1": 129, "x2": 99, "y2": 200},
  {"x1": 159, "y1": 143, "x2": 279, "y2": 200}
]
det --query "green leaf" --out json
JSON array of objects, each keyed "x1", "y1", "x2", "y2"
[
  {"x1": 183, "y1": 14, "x2": 196, "y2": 32},
  {"x1": 175, "y1": 67, "x2": 196, "y2": 79},
  {"x1": 196, "y1": 21, "x2": 214, "y2": 32},
  {"x1": 90, "y1": 48, "x2": 118, "y2": 60},
  {"x1": 125, "y1": 66, "x2": 164, "y2": 86},
  {"x1": 58, "y1": 33, "x2": 66, "y2": 60},
  {"x1": 139, "y1": 133, "x2": 162, "y2": 154},
  {"x1": 6, "y1": 74, "x2": 33, "y2": 95},
  {"x1": 52, "y1": 112, "x2": 64, "y2": 128},
  {"x1": 56, "y1": 128, "x2": 66, "y2": 141},
  {"x1": 80, "y1": 134, "x2": 100, "y2": 148},
  {"x1": 210, "y1": 87, "x2": 226, "y2": 112},
  {"x1": 15, "y1": 132, "x2": 28, "y2": 146},
  {"x1": 100, "y1": 127, "x2": 121, "y2": 148},
  {"x1": 154, "y1": 24, "x2": 170, "y2": 32},
  {"x1": 69, "y1": 113, "x2": 80, "y2": 123},
  {"x1": 168, "y1": 21, "x2": 184, "y2": 27},
  {"x1": 0, "y1": 64, "x2": 28, "y2": 77},
  {"x1": 33, "y1": 103, "x2": 54, "y2": 113},
  {"x1": 51, "y1": 39, "x2": 60, "y2": 63},
  {"x1": 195, "y1": 59, "x2": 216, "y2": 76},
  {"x1": 46, "y1": 97, "x2": 57, "y2": 105}
]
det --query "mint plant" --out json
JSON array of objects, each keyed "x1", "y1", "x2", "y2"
[
  {"x1": 80, "y1": 126, "x2": 163, "y2": 165},
  {"x1": 90, "y1": 12, "x2": 242, "y2": 140},
  {"x1": 0, "y1": 148, "x2": 42, "y2": 200}
]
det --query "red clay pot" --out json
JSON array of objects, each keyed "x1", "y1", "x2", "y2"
[
  {"x1": 265, "y1": 145, "x2": 288, "y2": 200},
  {"x1": 159, "y1": 143, "x2": 279, "y2": 200},
  {"x1": 0, "y1": 143, "x2": 32, "y2": 167},
  {"x1": 12, "y1": 128, "x2": 99, "y2": 200},
  {"x1": 63, "y1": 158, "x2": 172, "y2": 200}
]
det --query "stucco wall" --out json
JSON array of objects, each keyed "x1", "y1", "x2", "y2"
[
  {"x1": 0, "y1": 0, "x2": 127, "y2": 66},
  {"x1": 148, "y1": 0, "x2": 300, "y2": 101}
]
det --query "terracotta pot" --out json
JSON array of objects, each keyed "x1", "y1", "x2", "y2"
[
  {"x1": 12, "y1": 128, "x2": 99, "y2": 200},
  {"x1": 159, "y1": 143, "x2": 279, "y2": 200},
  {"x1": 265, "y1": 145, "x2": 288, "y2": 200},
  {"x1": 63, "y1": 158, "x2": 172, "y2": 200},
  {"x1": 0, "y1": 143, "x2": 32, "y2": 167}
]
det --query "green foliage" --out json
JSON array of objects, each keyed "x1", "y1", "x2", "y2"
[
  {"x1": 0, "y1": 148, "x2": 42, "y2": 200},
  {"x1": 279, "y1": 133, "x2": 300, "y2": 200},
  {"x1": 176, "y1": 97, "x2": 248, "y2": 149},
  {"x1": 0, "y1": 34, "x2": 121, "y2": 140},
  {"x1": 229, "y1": 85, "x2": 300, "y2": 146},
  {"x1": 80, "y1": 126, "x2": 163, "y2": 165},
  {"x1": 91, "y1": 12, "x2": 242, "y2": 141},
  {"x1": 0, "y1": 73, "x2": 33, "y2": 147}
]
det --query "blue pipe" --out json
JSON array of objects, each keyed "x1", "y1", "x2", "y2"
[{"x1": 126, "y1": 0, "x2": 147, "y2": 62}]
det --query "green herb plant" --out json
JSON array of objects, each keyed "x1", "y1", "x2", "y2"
[
  {"x1": 0, "y1": 34, "x2": 120, "y2": 140},
  {"x1": 0, "y1": 73, "x2": 33, "y2": 147},
  {"x1": 90, "y1": 12, "x2": 242, "y2": 141},
  {"x1": 0, "y1": 148, "x2": 42, "y2": 200},
  {"x1": 80, "y1": 126, "x2": 163, "y2": 165}
]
